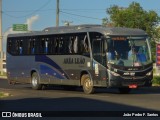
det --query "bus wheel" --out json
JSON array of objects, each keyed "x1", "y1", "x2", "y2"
[
  {"x1": 81, "y1": 75, "x2": 95, "y2": 94},
  {"x1": 119, "y1": 88, "x2": 131, "y2": 94},
  {"x1": 31, "y1": 72, "x2": 42, "y2": 90}
]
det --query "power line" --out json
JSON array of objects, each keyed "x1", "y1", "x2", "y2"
[
  {"x1": 3, "y1": 0, "x2": 51, "y2": 18},
  {"x1": 4, "y1": 7, "x2": 160, "y2": 13},
  {"x1": 61, "y1": 11, "x2": 87, "y2": 23},
  {"x1": 60, "y1": 10, "x2": 103, "y2": 21},
  {"x1": 3, "y1": 8, "x2": 106, "y2": 13},
  {"x1": 4, "y1": 9, "x2": 104, "y2": 21},
  {"x1": 3, "y1": 8, "x2": 106, "y2": 19}
]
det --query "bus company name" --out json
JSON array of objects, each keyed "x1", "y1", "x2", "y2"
[{"x1": 64, "y1": 57, "x2": 85, "y2": 64}]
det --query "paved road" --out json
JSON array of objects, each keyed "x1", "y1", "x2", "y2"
[{"x1": 0, "y1": 78, "x2": 160, "y2": 113}]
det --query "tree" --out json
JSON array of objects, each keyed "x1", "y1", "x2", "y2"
[
  {"x1": 105, "y1": 2, "x2": 160, "y2": 62},
  {"x1": 106, "y1": 2, "x2": 160, "y2": 37},
  {"x1": 153, "y1": 26, "x2": 160, "y2": 43}
]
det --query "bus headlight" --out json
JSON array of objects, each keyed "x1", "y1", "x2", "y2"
[{"x1": 146, "y1": 71, "x2": 152, "y2": 76}]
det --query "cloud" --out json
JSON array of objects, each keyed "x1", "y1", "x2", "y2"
[
  {"x1": 25, "y1": 15, "x2": 39, "y2": 31},
  {"x1": 3, "y1": 15, "x2": 40, "y2": 52}
]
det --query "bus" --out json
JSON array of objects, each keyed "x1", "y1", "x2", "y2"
[{"x1": 6, "y1": 25, "x2": 153, "y2": 94}]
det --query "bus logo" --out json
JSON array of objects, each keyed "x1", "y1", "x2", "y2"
[{"x1": 64, "y1": 57, "x2": 85, "y2": 64}]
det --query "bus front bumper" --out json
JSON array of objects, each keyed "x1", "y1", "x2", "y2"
[{"x1": 109, "y1": 74, "x2": 152, "y2": 88}]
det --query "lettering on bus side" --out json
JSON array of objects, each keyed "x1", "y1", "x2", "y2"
[{"x1": 64, "y1": 57, "x2": 85, "y2": 64}]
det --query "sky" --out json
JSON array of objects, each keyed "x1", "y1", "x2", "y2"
[{"x1": 2, "y1": 0, "x2": 160, "y2": 51}]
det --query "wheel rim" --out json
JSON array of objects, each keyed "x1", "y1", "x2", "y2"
[
  {"x1": 32, "y1": 76, "x2": 38, "y2": 87},
  {"x1": 84, "y1": 78, "x2": 92, "y2": 91}
]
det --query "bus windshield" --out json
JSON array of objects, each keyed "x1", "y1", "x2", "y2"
[{"x1": 107, "y1": 37, "x2": 152, "y2": 67}]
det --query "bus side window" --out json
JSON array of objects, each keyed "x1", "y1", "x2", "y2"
[
  {"x1": 44, "y1": 38, "x2": 49, "y2": 54},
  {"x1": 15, "y1": 40, "x2": 19, "y2": 54},
  {"x1": 54, "y1": 36, "x2": 65, "y2": 54},
  {"x1": 10, "y1": 39, "x2": 17, "y2": 55},
  {"x1": 63, "y1": 36, "x2": 70, "y2": 54},
  {"x1": 7, "y1": 39, "x2": 12, "y2": 54},
  {"x1": 59, "y1": 37, "x2": 64, "y2": 54},
  {"x1": 15, "y1": 40, "x2": 23, "y2": 55},
  {"x1": 73, "y1": 36, "x2": 78, "y2": 53},
  {"x1": 84, "y1": 35, "x2": 90, "y2": 52},
  {"x1": 29, "y1": 39, "x2": 35, "y2": 54},
  {"x1": 68, "y1": 37, "x2": 73, "y2": 53},
  {"x1": 68, "y1": 35, "x2": 78, "y2": 54},
  {"x1": 48, "y1": 37, "x2": 55, "y2": 54},
  {"x1": 41, "y1": 38, "x2": 45, "y2": 54},
  {"x1": 55, "y1": 37, "x2": 59, "y2": 54},
  {"x1": 39, "y1": 37, "x2": 49, "y2": 54},
  {"x1": 19, "y1": 40, "x2": 23, "y2": 55},
  {"x1": 80, "y1": 35, "x2": 90, "y2": 56}
]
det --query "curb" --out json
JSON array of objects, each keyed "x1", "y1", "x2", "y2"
[{"x1": 0, "y1": 76, "x2": 7, "y2": 79}]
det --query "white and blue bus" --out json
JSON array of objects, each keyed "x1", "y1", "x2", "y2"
[{"x1": 7, "y1": 25, "x2": 153, "y2": 94}]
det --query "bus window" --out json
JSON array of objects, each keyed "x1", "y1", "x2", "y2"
[
  {"x1": 15, "y1": 39, "x2": 23, "y2": 55},
  {"x1": 54, "y1": 37, "x2": 59, "y2": 54},
  {"x1": 68, "y1": 36, "x2": 73, "y2": 53},
  {"x1": 59, "y1": 37, "x2": 65, "y2": 53},
  {"x1": 68, "y1": 36, "x2": 78, "y2": 54},
  {"x1": 83, "y1": 35, "x2": 89, "y2": 53},
  {"x1": 29, "y1": 39, "x2": 35, "y2": 54},
  {"x1": 44, "y1": 38, "x2": 49, "y2": 54},
  {"x1": 37, "y1": 37, "x2": 49, "y2": 54},
  {"x1": 48, "y1": 37, "x2": 56, "y2": 54},
  {"x1": 22, "y1": 38, "x2": 29, "y2": 55},
  {"x1": 19, "y1": 40, "x2": 23, "y2": 54},
  {"x1": 73, "y1": 36, "x2": 78, "y2": 53},
  {"x1": 79, "y1": 34, "x2": 90, "y2": 56},
  {"x1": 7, "y1": 39, "x2": 12, "y2": 54},
  {"x1": 92, "y1": 40, "x2": 102, "y2": 63},
  {"x1": 41, "y1": 38, "x2": 45, "y2": 54},
  {"x1": 11, "y1": 38, "x2": 17, "y2": 55},
  {"x1": 61, "y1": 36, "x2": 69, "y2": 54}
]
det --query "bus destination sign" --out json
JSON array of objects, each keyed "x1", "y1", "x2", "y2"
[{"x1": 112, "y1": 37, "x2": 127, "y2": 41}]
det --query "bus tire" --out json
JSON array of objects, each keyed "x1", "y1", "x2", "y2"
[
  {"x1": 119, "y1": 88, "x2": 131, "y2": 94},
  {"x1": 31, "y1": 72, "x2": 42, "y2": 90},
  {"x1": 81, "y1": 74, "x2": 95, "y2": 94}
]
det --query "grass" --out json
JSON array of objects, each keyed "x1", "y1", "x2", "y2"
[
  {"x1": 0, "y1": 72, "x2": 7, "y2": 76},
  {"x1": 0, "y1": 92, "x2": 3, "y2": 97},
  {"x1": 152, "y1": 67, "x2": 160, "y2": 86},
  {"x1": 152, "y1": 76, "x2": 160, "y2": 86},
  {"x1": 0, "y1": 92, "x2": 10, "y2": 98}
]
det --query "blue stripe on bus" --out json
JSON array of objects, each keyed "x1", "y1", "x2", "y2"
[
  {"x1": 35, "y1": 55, "x2": 69, "y2": 79},
  {"x1": 40, "y1": 65, "x2": 65, "y2": 79}
]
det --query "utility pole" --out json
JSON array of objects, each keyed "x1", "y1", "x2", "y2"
[
  {"x1": 0, "y1": 0, "x2": 3, "y2": 75},
  {"x1": 56, "y1": 0, "x2": 59, "y2": 27}
]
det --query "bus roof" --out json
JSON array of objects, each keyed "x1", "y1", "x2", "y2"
[{"x1": 8, "y1": 24, "x2": 148, "y2": 37}]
